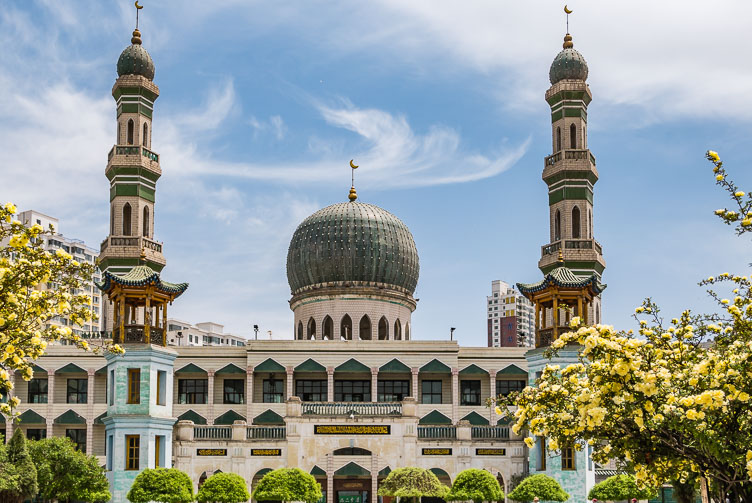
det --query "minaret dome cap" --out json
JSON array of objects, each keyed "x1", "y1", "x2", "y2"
[
  {"x1": 117, "y1": 29, "x2": 155, "y2": 80},
  {"x1": 549, "y1": 33, "x2": 588, "y2": 84}
]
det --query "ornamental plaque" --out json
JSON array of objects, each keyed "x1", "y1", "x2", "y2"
[
  {"x1": 476, "y1": 448, "x2": 506, "y2": 456},
  {"x1": 314, "y1": 425, "x2": 390, "y2": 435},
  {"x1": 422, "y1": 448, "x2": 452, "y2": 455},
  {"x1": 251, "y1": 448, "x2": 282, "y2": 456},
  {"x1": 197, "y1": 448, "x2": 227, "y2": 456}
]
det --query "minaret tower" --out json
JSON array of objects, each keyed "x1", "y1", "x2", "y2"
[
  {"x1": 99, "y1": 17, "x2": 166, "y2": 331},
  {"x1": 538, "y1": 26, "x2": 605, "y2": 324}
]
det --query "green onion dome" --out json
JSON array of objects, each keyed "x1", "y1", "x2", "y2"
[
  {"x1": 549, "y1": 34, "x2": 588, "y2": 84},
  {"x1": 117, "y1": 29, "x2": 155, "y2": 81},
  {"x1": 287, "y1": 201, "x2": 420, "y2": 296}
]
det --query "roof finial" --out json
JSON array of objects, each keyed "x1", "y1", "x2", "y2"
[
  {"x1": 563, "y1": 5, "x2": 574, "y2": 48},
  {"x1": 558, "y1": 249, "x2": 564, "y2": 263},
  {"x1": 140, "y1": 247, "x2": 147, "y2": 264},
  {"x1": 348, "y1": 159, "x2": 359, "y2": 202},
  {"x1": 132, "y1": 1, "x2": 144, "y2": 45}
]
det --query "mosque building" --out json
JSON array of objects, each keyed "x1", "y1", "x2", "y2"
[{"x1": 4, "y1": 10, "x2": 608, "y2": 503}]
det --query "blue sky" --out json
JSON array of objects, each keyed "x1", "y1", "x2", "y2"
[{"x1": 2, "y1": 0, "x2": 751, "y2": 344}]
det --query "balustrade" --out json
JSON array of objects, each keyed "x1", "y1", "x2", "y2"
[
  {"x1": 247, "y1": 426, "x2": 286, "y2": 440},
  {"x1": 194, "y1": 426, "x2": 231, "y2": 440},
  {"x1": 417, "y1": 426, "x2": 456, "y2": 439},
  {"x1": 301, "y1": 402, "x2": 402, "y2": 416},
  {"x1": 471, "y1": 425, "x2": 510, "y2": 439},
  {"x1": 109, "y1": 145, "x2": 159, "y2": 163},
  {"x1": 544, "y1": 149, "x2": 596, "y2": 167},
  {"x1": 113, "y1": 325, "x2": 165, "y2": 345}
]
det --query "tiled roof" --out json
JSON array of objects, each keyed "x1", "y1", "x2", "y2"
[
  {"x1": 517, "y1": 265, "x2": 606, "y2": 295},
  {"x1": 98, "y1": 265, "x2": 188, "y2": 296}
]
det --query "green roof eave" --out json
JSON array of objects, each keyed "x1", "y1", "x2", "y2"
[
  {"x1": 461, "y1": 411, "x2": 490, "y2": 425},
  {"x1": 419, "y1": 410, "x2": 452, "y2": 425},
  {"x1": 498, "y1": 364, "x2": 527, "y2": 376},
  {"x1": 94, "y1": 412, "x2": 107, "y2": 425},
  {"x1": 458, "y1": 364, "x2": 488, "y2": 376},
  {"x1": 311, "y1": 465, "x2": 327, "y2": 477},
  {"x1": 177, "y1": 410, "x2": 207, "y2": 425},
  {"x1": 98, "y1": 265, "x2": 188, "y2": 297},
  {"x1": 175, "y1": 363, "x2": 207, "y2": 374},
  {"x1": 335, "y1": 462, "x2": 370, "y2": 477},
  {"x1": 379, "y1": 359, "x2": 410, "y2": 373},
  {"x1": 216, "y1": 363, "x2": 246, "y2": 375},
  {"x1": 295, "y1": 359, "x2": 326, "y2": 373},
  {"x1": 214, "y1": 410, "x2": 246, "y2": 425},
  {"x1": 55, "y1": 363, "x2": 87, "y2": 374},
  {"x1": 335, "y1": 358, "x2": 370, "y2": 373},
  {"x1": 378, "y1": 467, "x2": 391, "y2": 478},
  {"x1": 19, "y1": 409, "x2": 46, "y2": 424},
  {"x1": 54, "y1": 409, "x2": 86, "y2": 425},
  {"x1": 254, "y1": 359, "x2": 285, "y2": 373},
  {"x1": 420, "y1": 359, "x2": 451, "y2": 373},
  {"x1": 517, "y1": 265, "x2": 606, "y2": 295},
  {"x1": 253, "y1": 409, "x2": 285, "y2": 425}
]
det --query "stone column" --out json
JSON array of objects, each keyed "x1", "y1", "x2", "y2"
[
  {"x1": 246, "y1": 366, "x2": 254, "y2": 421},
  {"x1": 488, "y1": 370, "x2": 497, "y2": 423},
  {"x1": 207, "y1": 370, "x2": 215, "y2": 424},
  {"x1": 411, "y1": 368, "x2": 419, "y2": 401},
  {"x1": 370, "y1": 367, "x2": 379, "y2": 402},
  {"x1": 46, "y1": 418, "x2": 54, "y2": 439},
  {"x1": 326, "y1": 453, "x2": 334, "y2": 503},
  {"x1": 371, "y1": 453, "x2": 378, "y2": 503},
  {"x1": 451, "y1": 368, "x2": 459, "y2": 422},
  {"x1": 285, "y1": 367, "x2": 294, "y2": 401},
  {"x1": 46, "y1": 367, "x2": 55, "y2": 437},
  {"x1": 86, "y1": 419, "x2": 94, "y2": 455},
  {"x1": 327, "y1": 367, "x2": 334, "y2": 402}
]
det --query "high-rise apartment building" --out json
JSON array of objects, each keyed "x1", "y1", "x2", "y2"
[
  {"x1": 16, "y1": 210, "x2": 103, "y2": 337},
  {"x1": 165, "y1": 319, "x2": 247, "y2": 347},
  {"x1": 486, "y1": 280, "x2": 534, "y2": 348}
]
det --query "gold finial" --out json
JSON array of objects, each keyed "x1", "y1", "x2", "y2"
[
  {"x1": 563, "y1": 5, "x2": 573, "y2": 37},
  {"x1": 132, "y1": 1, "x2": 144, "y2": 44},
  {"x1": 558, "y1": 249, "x2": 564, "y2": 263},
  {"x1": 348, "y1": 159, "x2": 359, "y2": 202},
  {"x1": 563, "y1": 33, "x2": 573, "y2": 49},
  {"x1": 139, "y1": 247, "x2": 147, "y2": 263}
]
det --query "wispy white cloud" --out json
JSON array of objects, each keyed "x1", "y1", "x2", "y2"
[{"x1": 248, "y1": 114, "x2": 287, "y2": 140}]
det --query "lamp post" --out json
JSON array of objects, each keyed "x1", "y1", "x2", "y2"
[
  {"x1": 253, "y1": 324, "x2": 259, "y2": 340},
  {"x1": 450, "y1": 327, "x2": 456, "y2": 340}
]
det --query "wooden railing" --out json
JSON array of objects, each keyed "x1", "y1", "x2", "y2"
[
  {"x1": 113, "y1": 325, "x2": 165, "y2": 345},
  {"x1": 301, "y1": 402, "x2": 402, "y2": 416}
]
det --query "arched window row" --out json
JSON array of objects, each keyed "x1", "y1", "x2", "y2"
[{"x1": 297, "y1": 314, "x2": 409, "y2": 341}]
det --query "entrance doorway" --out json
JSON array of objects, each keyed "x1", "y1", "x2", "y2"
[{"x1": 334, "y1": 476, "x2": 371, "y2": 503}]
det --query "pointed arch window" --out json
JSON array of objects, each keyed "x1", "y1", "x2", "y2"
[
  {"x1": 142, "y1": 206, "x2": 150, "y2": 237},
  {"x1": 340, "y1": 315, "x2": 352, "y2": 340},
  {"x1": 323, "y1": 316, "x2": 333, "y2": 340},
  {"x1": 127, "y1": 119, "x2": 134, "y2": 145},
  {"x1": 307, "y1": 318, "x2": 316, "y2": 340},
  {"x1": 122, "y1": 203, "x2": 132, "y2": 236},
  {"x1": 589, "y1": 209, "x2": 593, "y2": 238},
  {"x1": 297, "y1": 322, "x2": 303, "y2": 340},
  {"x1": 394, "y1": 319, "x2": 402, "y2": 340},
  {"x1": 405, "y1": 323, "x2": 410, "y2": 340},
  {"x1": 554, "y1": 210, "x2": 561, "y2": 241},
  {"x1": 110, "y1": 207, "x2": 115, "y2": 234},
  {"x1": 359, "y1": 315, "x2": 372, "y2": 341},
  {"x1": 378, "y1": 317, "x2": 388, "y2": 340},
  {"x1": 570, "y1": 123, "x2": 577, "y2": 149},
  {"x1": 142, "y1": 123, "x2": 149, "y2": 148},
  {"x1": 556, "y1": 127, "x2": 562, "y2": 152},
  {"x1": 572, "y1": 206, "x2": 581, "y2": 239}
]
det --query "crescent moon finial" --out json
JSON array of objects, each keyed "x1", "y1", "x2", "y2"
[
  {"x1": 348, "y1": 160, "x2": 359, "y2": 201},
  {"x1": 350, "y1": 159, "x2": 359, "y2": 169},
  {"x1": 564, "y1": 5, "x2": 573, "y2": 14},
  {"x1": 135, "y1": 1, "x2": 143, "y2": 9}
]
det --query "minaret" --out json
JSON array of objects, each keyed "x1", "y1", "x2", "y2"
[
  {"x1": 99, "y1": 21, "x2": 166, "y2": 331},
  {"x1": 538, "y1": 29, "x2": 605, "y2": 324}
]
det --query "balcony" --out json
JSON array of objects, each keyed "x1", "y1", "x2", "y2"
[
  {"x1": 418, "y1": 426, "x2": 456, "y2": 439},
  {"x1": 541, "y1": 239, "x2": 602, "y2": 258},
  {"x1": 107, "y1": 145, "x2": 159, "y2": 163},
  {"x1": 194, "y1": 426, "x2": 231, "y2": 440},
  {"x1": 100, "y1": 236, "x2": 163, "y2": 254},
  {"x1": 247, "y1": 426, "x2": 286, "y2": 440},
  {"x1": 301, "y1": 402, "x2": 402, "y2": 416},
  {"x1": 471, "y1": 426, "x2": 510, "y2": 439},
  {"x1": 544, "y1": 149, "x2": 596, "y2": 167},
  {"x1": 113, "y1": 325, "x2": 165, "y2": 345}
]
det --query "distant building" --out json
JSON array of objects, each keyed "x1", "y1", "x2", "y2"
[
  {"x1": 166, "y1": 319, "x2": 247, "y2": 347},
  {"x1": 16, "y1": 210, "x2": 103, "y2": 338},
  {"x1": 486, "y1": 280, "x2": 534, "y2": 348}
]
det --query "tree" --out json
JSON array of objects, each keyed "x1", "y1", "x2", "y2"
[
  {"x1": 446, "y1": 468, "x2": 503, "y2": 503},
  {"x1": 506, "y1": 474, "x2": 568, "y2": 503},
  {"x1": 377, "y1": 467, "x2": 449, "y2": 503},
  {"x1": 0, "y1": 429, "x2": 38, "y2": 503},
  {"x1": 588, "y1": 475, "x2": 656, "y2": 502},
  {"x1": 0, "y1": 202, "x2": 122, "y2": 416},
  {"x1": 495, "y1": 152, "x2": 752, "y2": 502},
  {"x1": 197, "y1": 472, "x2": 249, "y2": 503},
  {"x1": 127, "y1": 468, "x2": 195, "y2": 503},
  {"x1": 251, "y1": 468, "x2": 322, "y2": 503},
  {"x1": 28, "y1": 436, "x2": 110, "y2": 503}
]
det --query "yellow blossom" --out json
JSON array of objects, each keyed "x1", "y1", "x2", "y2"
[
  {"x1": 524, "y1": 437, "x2": 534, "y2": 448},
  {"x1": 707, "y1": 150, "x2": 720, "y2": 162}
]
